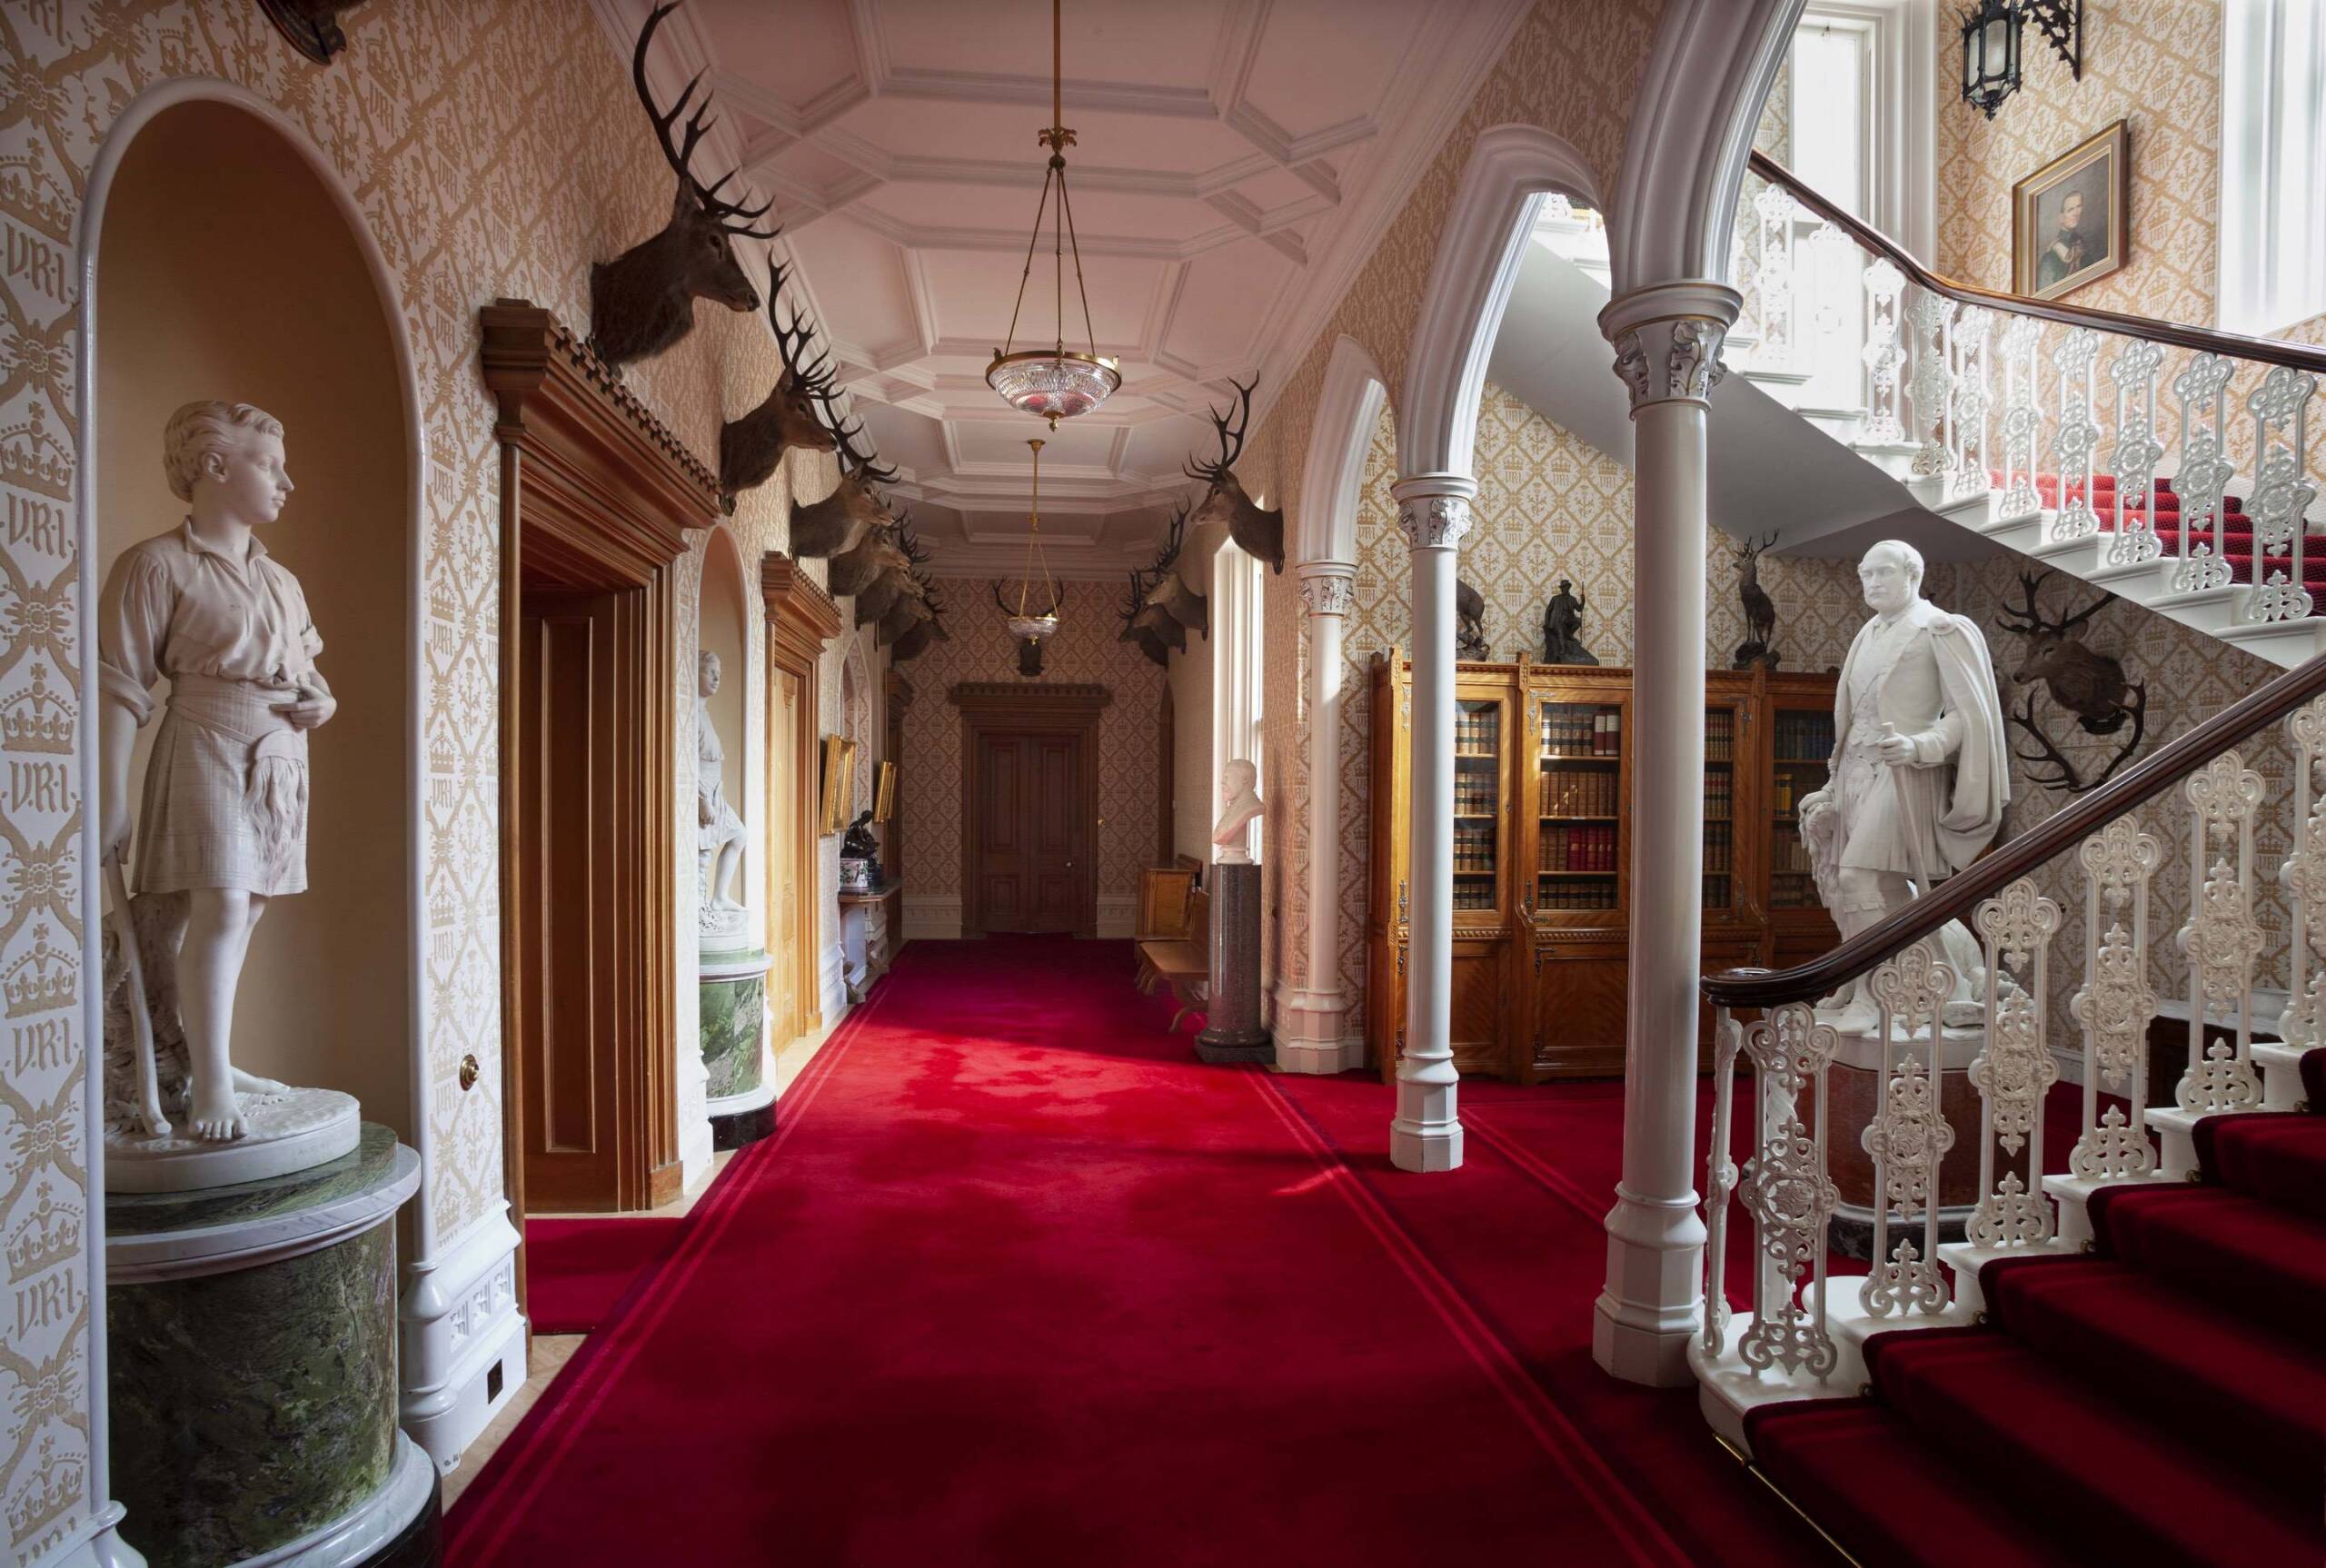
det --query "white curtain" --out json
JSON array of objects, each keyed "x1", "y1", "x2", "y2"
[{"x1": 2221, "y1": 0, "x2": 2326, "y2": 335}]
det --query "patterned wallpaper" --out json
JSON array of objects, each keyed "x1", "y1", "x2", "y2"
[{"x1": 898, "y1": 580, "x2": 1167, "y2": 933}]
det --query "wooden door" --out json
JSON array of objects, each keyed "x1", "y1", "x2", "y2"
[
  {"x1": 766, "y1": 669, "x2": 801, "y2": 1038},
  {"x1": 517, "y1": 591, "x2": 623, "y2": 1210},
  {"x1": 971, "y1": 731, "x2": 1086, "y2": 934}
]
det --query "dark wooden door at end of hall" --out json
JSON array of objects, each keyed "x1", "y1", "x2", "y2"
[{"x1": 971, "y1": 729, "x2": 1087, "y2": 935}]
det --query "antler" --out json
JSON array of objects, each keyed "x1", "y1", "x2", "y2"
[
  {"x1": 631, "y1": 3, "x2": 778, "y2": 237},
  {"x1": 817, "y1": 389, "x2": 902, "y2": 487},
  {"x1": 1183, "y1": 375, "x2": 1255, "y2": 483},
  {"x1": 2000, "y1": 568, "x2": 2111, "y2": 639},
  {"x1": 766, "y1": 258, "x2": 836, "y2": 396},
  {"x1": 1153, "y1": 501, "x2": 1189, "y2": 569},
  {"x1": 894, "y1": 513, "x2": 930, "y2": 566},
  {"x1": 2006, "y1": 689, "x2": 2082, "y2": 792}
]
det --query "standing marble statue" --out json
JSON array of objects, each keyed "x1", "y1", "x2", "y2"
[
  {"x1": 1798, "y1": 541, "x2": 2009, "y2": 1028},
  {"x1": 97, "y1": 402, "x2": 351, "y2": 1176},
  {"x1": 697, "y1": 650, "x2": 746, "y2": 927}
]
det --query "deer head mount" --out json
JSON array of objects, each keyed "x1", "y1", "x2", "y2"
[
  {"x1": 994, "y1": 579, "x2": 1069, "y2": 676},
  {"x1": 257, "y1": 0, "x2": 370, "y2": 63},
  {"x1": 878, "y1": 569, "x2": 936, "y2": 644},
  {"x1": 791, "y1": 396, "x2": 900, "y2": 560},
  {"x1": 1118, "y1": 570, "x2": 1168, "y2": 667},
  {"x1": 1122, "y1": 504, "x2": 1204, "y2": 654},
  {"x1": 1730, "y1": 530, "x2": 1782, "y2": 670},
  {"x1": 590, "y1": 2, "x2": 777, "y2": 369},
  {"x1": 719, "y1": 259, "x2": 839, "y2": 511},
  {"x1": 1997, "y1": 569, "x2": 2147, "y2": 793},
  {"x1": 1184, "y1": 376, "x2": 1284, "y2": 572},
  {"x1": 830, "y1": 511, "x2": 916, "y2": 600},
  {"x1": 1455, "y1": 579, "x2": 1488, "y2": 660}
]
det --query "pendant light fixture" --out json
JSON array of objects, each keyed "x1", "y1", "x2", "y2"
[
  {"x1": 986, "y1": 0, "x2": 1120, "y2": 427},
  {"x1": 1003, "y1": 438, "x2": 1062, "y2": 643}
]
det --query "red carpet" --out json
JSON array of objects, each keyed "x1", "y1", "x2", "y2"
[
  {"x1": 1751, "y1": 1048, "x2": 2326, "y2": 1566},
  {"x1": 522, "y1": 1218, "x2": 684, "y2": 1335},
  {"x1": 446, "y1": 938, "x2": 1827, "y2": 1566}
]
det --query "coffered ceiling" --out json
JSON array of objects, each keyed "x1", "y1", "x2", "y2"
[{"x1": 594, "y1": 0, "x2": 1530, "y2": 575}]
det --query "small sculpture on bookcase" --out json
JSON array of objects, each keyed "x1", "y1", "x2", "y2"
[
  {"x1": 1455, "y1": 579, "x2": 1489, "y2": 660},
  {"x1": 1541, "y1": 580, "x2": 1598, "y2": 665},
  {"x1": 1731, "y1": 531, "x2": 1783, "y2": 670}
]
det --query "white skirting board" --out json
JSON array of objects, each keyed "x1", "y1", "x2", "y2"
[
  {"x1": 903, "y1": 895, "x2": 962, "y2": 941},
  {"x1": 1096, "y1": 896, "x2": 1136, "y2": 938},
  {"x1": 399, "y1": 1206, "x2": 527, "y2": 1472}
]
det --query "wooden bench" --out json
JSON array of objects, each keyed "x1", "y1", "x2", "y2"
[{"x1": 1135, "y1": 873, "x2": 1209, "y2": 1033}]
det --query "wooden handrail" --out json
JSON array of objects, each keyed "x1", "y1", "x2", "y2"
[
  {"x1": 1748, "y1": 151, "x2": 2326, "y2": 377},
  {"x1": 1705, "y1": 649, "x2": 2326, "y2": 1008}
]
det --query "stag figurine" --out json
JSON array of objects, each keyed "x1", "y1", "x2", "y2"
[
  {"x1": 792, "y1": 398, "x2": 900, "y2": 559},
  {"x1": 591, "y1": 3, "x2": 778, "y2": 368},
  {"x1": 1731, "y1": 531, "x2": 1781, "y2": 670},
  {"x1": 1186, "y1": 376, "x2": 1285, "y2": 571},
  {"x1": 1455, "y1": 579, "x2": 1488, "y2": 660},
  {"x1": 719, "y1": 259, "x2": 838, "y2": 510},
  {"x1": 1997, "y1": 569, "x2": 2147, "y2": 793}
]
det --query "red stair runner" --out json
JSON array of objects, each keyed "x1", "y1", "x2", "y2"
[
  {"x1": 1985, "y1": 471, "x2": 2326, "y2": 606},
  {"x1": 1747, "y1": 1047, "x2": 2326, "y2": 1566}
]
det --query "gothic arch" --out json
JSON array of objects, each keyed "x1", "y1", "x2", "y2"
[{"x1": 1295, "y1": 336, "x2": 1391, "y2": 571}]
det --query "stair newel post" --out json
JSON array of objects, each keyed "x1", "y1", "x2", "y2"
[
  {"x1": 1906, "y1": 292, "x2": 1953, "y2": 482},
  {"x1": 2240, "y1": 367, "x2": 2319, "y2": 624},
  {"x1": 2050, "y1": 327, "x2": 2102, "y2": 542},
  {"x1": 2278, "y1": 699, "x2": 2326, "y2": 1052},
  {"x1": 1701, "y1": 1007, "x2": 1741, "y2": 1357},
  {"x1": 1861, "y1": 259, "x2": 1905, "y2": 446},
  {"x1": 1735, "y1": 1003, "x2": 1840, "y2": 1379},
  {"x1": 1998, "y1": 314, "x2": 2043, "y2": 520},
  {"x1": 1754, "y1": 184, "x2": 1798, "y2": 370},
  {"x1": 2068, "y1": 818, "x2": 2162, "y2": 1180},
  {"x1": 1949, "y1": 306, "x2": 1993, "y2": 502},
  {"x1": 2175, "y1": 753, "x2": 2267, "y2": 1114},
  {"x1": 1861, "y1": 950, "x2": 1955, "y2": 1319},
  {"x1": 1968, "y1": 880, "x2": 2062, "y2": 1248},
  {"x1": 2169, "y1": 353, "x2": 2236, "y2": 593},
  {"x1": 2104, "y1": 339, "x2": 2166, "y2": 566}
]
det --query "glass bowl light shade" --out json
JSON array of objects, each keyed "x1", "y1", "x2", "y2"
[
  {"x1": 987, "y1": 348, "x2": 1121, "y2": 423},
  {"x1": 1006, "y1": 612, "x2": 1061, "y2": 642}
]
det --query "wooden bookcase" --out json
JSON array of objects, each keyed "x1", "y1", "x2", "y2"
[{"x1": 1366, "y1": 653, "x2": 1840, "y2": 1082}]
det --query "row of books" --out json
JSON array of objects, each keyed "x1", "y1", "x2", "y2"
[
  {"x1": 1454, "y1": 771, "x2": 1499, "y2": 814},
  {"x1": 1541, "y1": 881, "x2": 1619, "y2": 912},
  {"x1": 1704, "y1": 770, "x2": 1734, "y2": 819},
  {"x1": 1543, "y1": 767, "x2": 1620, "y2": 817},
  {"x1": 1704, "y1": 821, "x2": 1734, "y2": 873},
  {"x1": 1456, "y1": 822, "x2": 1499, "y2": 871},
  {"x1": 1770, "y1": 829, "x2": 1814, "y2": 874},
  {"x1": 1541, "y1": 823, "x2": 1617, "y2": 872},
  {"x1": 1541, "y1": 705, "x2": 1622, "y2": 757},
  {"x1": 1774, "y1": 712, "x2": 1835, "y2": 762},
  {"x1": 1454, "y1": 881, "x2": 1496, "y2": 911},
  {"x1": 1772, "y1": 772, "x2": 1827, "y2": 815},
  {"x1": 1455, "y1": 704, "x2": 1501, "y2": 754},
  {"x1": 1705, "y1": 710, "x2": 1735, "y2": 761},
  {"x1": 1771, "y1": 871, "x2": 1819, "y2": 909}
]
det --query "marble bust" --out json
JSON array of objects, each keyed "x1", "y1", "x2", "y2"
[
  {"x1": 1798, "y1": 541, "x2": 2009, "y2": 1029},
  {"x1": 698, "y1": 650, "x2": 746, "y2": 933},
  {"x1": 95, "y1": 402, "x2": 357, "y2": 1187},
  {"x1": 1212, "y1": 759, "x2": 1263, "y2": 864}
]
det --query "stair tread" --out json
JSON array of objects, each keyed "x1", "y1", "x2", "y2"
[
  {"x1": 2193, "y1": 1108, "x2": 2326, "y2": 1223},
  {"x1": 2089, "y1": 1183, "x2": 2326, "y2": 1339},
  {"x1": 1979, "y1": 1255, "x2": 2326, "y2": 1501},
  {"x1": 1864, "y1": 1326, "x2": 2323, "y2": 1566},
  {"x1": 1745, "y1": 1400, "x2": 2085, "y2": 1568}
]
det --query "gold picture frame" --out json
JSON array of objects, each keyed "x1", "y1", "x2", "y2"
[
  {"x1": 818, "y1": 734, "x2": 857, "y2": 837},
  {"x1": 2013, "y1": 120, "x2": 2129, "y2": 302},
  {"x1": 872, "y1": 759, "x2": 898, "y2": 824}
]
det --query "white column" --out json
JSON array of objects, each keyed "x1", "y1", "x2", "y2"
[
  {"x1": 1279, "y1": 561, "x2": 1357, "y2": 1073},
  {"x1": 1387, "y1": 476, "x2": 1475, "y2": 1171},
  {"x1": 1593, "y1": 283, "x2": 1737, "y2": 1385}
]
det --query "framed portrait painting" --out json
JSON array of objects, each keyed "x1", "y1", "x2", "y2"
[
  {"x1": 818, "y1": 734, "x2": 857, "y2": 837},
  {"x1": 2013, "y1": 121, "x2": 2129, "y2": 301}
]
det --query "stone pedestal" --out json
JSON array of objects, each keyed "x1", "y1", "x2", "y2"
[
  {"x1": 106, "y1": 1126, "x2": 436, "y2": 1568},
  {"x1": 1821, "y1": 1019, "x2": 1986, "y2": 1260},
  {"x1": 1196, "y1": 861, "x2": 1272, "y2": 1065},
  {"x1": 701, "y1": 947, "x2": 775, "y2": 1149}
]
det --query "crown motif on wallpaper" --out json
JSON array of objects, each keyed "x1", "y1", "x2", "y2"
[
  {"x1": 5, "y1": 925, "x2": 75, "y2": 1019},
  {"x1": 7, "y1": 1180, "x2": 81, "y2": 1285},
  {"x1": 6, "y1": 1435, "x2": 84, "y2": 1543},
  {"x1": 0, "y1": 400, "x2": 73, "y2": 502},
  {"x1": 3, "y1": 662, "x2": 74, "y2": 755}
]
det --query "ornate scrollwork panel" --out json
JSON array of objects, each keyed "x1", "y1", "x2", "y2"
[
  {"x1": 1907, "y1": 293, "x2": 1953, "y2": 478},
  {"x1": 2104, "y1": 339, "x2": 2165, "y2": 565},
  {"x1": 2242, "y1": 367, "x2": 2317, "y2": 624},
  {"x1": 1736, "y1": 1004, "x2": 1840, "y2": 1377},
  {"x1": 1997, "y1": 315, "x2": 2043, "y2": 517},
  {"x1": 2175, "y1": 752, "x2": 2266, "y2": 1112},
  {"x1": 1861, "y1": 260, "x2": 1905, "y2": 445},
  {"x1": 2050, "y1": 328, "x2": 2102, "y2": 541}
]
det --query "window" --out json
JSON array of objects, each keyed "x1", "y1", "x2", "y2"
[{"x1": 2221, "y1": 0, "x2": 2326, "y2": 335}]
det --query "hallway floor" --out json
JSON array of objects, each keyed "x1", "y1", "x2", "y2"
[{"x1": 444, "y1": 938, "x2": 1831, "y2": 1566}]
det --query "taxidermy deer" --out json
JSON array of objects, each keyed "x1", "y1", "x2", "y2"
[
  {"x1": 995, "y1": 579, "x2": 1069, "y2": 676},
  {"x1": 1731, "y1": 531, "x2": 1780, "y2": 670},
  {"x1": 1118, "y1": 570, "x2": 1169, "y2": 667},
  {"x1": 791, "y1": 402, "x2": 900, "y2": 560},
  {"x1": 1997, "y1": 569, "x2": 2147, "y2": 793},
  {"x1": 831, "y1": 512, "x2": 916, "y2": 600},
  {"x1": 850, "y1": 516, "x2": 928, "y2": 625},
  {"x1": 1129, "y1": 505, "x2": 1205, "y2": 650},
  {"x1": 1185, "y1": 376, "x2": 1285, "y2": 571},
  {"x1": 591, "y1": 2, "x2": 778, "y2": 368},
  {"x1": 879, "y1": 571, "x2": 936, "y2": 643},
  {"x1": 719, "y1": 259, "x2": 838, "y2": 510}
]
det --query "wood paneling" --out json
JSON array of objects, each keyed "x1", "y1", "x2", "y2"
[{"x1": 763, "y1": 553, "x2": 845, "y2": 1043}]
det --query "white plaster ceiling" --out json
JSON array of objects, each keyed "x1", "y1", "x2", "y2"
[{"x1": 595, "y1": 0, "x2": 1531, "y2": 576}]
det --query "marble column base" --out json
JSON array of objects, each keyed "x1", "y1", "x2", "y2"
[
  {"x1": 708, "y1": 1078, "x2": 778, "y2": 1151},
  {"x1": 106, "y1": 1126, "x2": 430, "y2": 1568},
  {"x1": 1196, "y1": 862, "x2": 1273, "y2": 1065},
  {"x1": 700, "y1": 948, "x2": 770, "y2": 1101}
]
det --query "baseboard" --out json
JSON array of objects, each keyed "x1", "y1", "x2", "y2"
[
  {"x1": 399, "y1": 1207, "x2": 526, "y2": 1472},
  {"x1": 819, "y1": 938, "x2": 848, "y2": 1025},
  {"x1": 1097, "y1": 896, "x2": 1136, "y2": 938},
  {"x1": 903, "y1": 895, "x2": 962, "y2": 941}
]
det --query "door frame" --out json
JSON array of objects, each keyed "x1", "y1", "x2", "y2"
[
  {"x1": 763, "y1": 552, "x2": 843, "y2": 1042},
  {"x1": 951, "y1": 682, "x2": 1110, "y2": 938}
]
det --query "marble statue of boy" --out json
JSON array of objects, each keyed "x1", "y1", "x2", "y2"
[
  {"x1": 1212, "y1": 759, "x2": 1263, "y2": 864},
  {"x1": 1798, "y1": 540, "x2": 2007, "y2": 1028},
  {"x1": 697, "y1": 650, "x2": 746, "y2": 913},
  {"x1": 98, "y1": 402, "x2": 334, "y2": 1140}
]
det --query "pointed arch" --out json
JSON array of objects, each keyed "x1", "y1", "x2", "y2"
[{"x1": 1295, "y1": 336, "x2": 1391, "y2": 571}]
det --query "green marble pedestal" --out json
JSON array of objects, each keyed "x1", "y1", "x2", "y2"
[
  {"x1": 701, "y1": 947, "x2": 774, "y2": 1149},
  {"x1": 106, "y1": 1125, "x2": 436, "y2": 1568}
]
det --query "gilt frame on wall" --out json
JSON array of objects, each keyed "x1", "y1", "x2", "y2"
[
  {"x1": 2013, "y1": 120, "x2": 2130, "y2": 301},
  {"x1": 820, "y1": 734, "x2": 857, "y2": 836},
  {"x1": 873, "y1": 759, "x2": 899, "y2": 824}
]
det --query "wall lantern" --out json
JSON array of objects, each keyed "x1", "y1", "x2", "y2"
[{"x1": 1961, "y1": 0, "x2": 2083, "y2": 120}]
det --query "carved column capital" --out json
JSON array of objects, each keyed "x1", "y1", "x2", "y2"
[
  {"x1": 1389, "y1": 474, "x2": 1476, "y2": 552},
  {"x1": 1599, "y1": 280, "x2": 1742, "y2": 413},
  {"x1": 1297, "y1": 561, "x2": 1356, "y2": 616}
]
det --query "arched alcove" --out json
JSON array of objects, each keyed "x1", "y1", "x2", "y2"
[
  {"x1": 699, "y1": 525, "x2": 750, "y2": 918},
  {"x1": 91, "y1": 98, "x2": 415, "y2": 1147}
]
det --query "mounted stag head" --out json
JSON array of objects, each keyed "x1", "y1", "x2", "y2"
[
  {"x1": 1185, "y1": 375, "x2": 1284, "y2": 572},
  {"x1": 1118, "y1": 568, "x2": 1169, "y2": 667},
  {"x1": 1997, "y1": 569, "x2": 2147, "y2": 793},
  {"x1": 852, "y1": 515, "x2": 927, "y2": 625},
  {"x1": 994, "y1": 579, "x2": 1069, "y2": 676},
  {"x1": 791, "y1": 397, "x2": 900, "y2": 559},
  {"x1": 1731, "y1": 530, "x2": 1781, "y2": 670},
  {"x1": 590, "y1": 2, "x2": 778, "y2": 368},
  {"x1": 878, "y1": 569, "x2": 935, "y2": 643},
  {"x1": 1130, "y1": 504, "x2": 1205, "y2": 650},
  {"x1": 719, "y1": 259, "x2": 839, "y2": 510}
]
